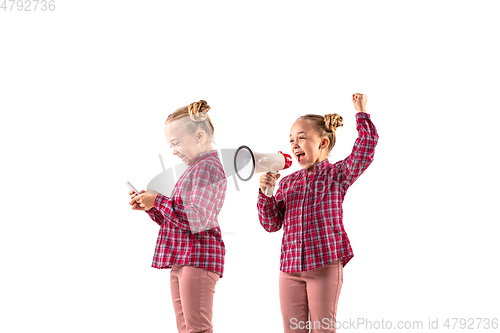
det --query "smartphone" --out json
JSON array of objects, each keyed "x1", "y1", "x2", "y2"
[{"x1": 125, "y1": 181, "x2": 139, "y2": 195}]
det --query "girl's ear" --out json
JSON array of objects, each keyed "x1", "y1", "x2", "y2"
[
  {"x1": 197, "y1": 130, "x2": 205, "y2": 143},
  {"x1": 319, "y1": 138, "x2": 329, "y2": 149}
]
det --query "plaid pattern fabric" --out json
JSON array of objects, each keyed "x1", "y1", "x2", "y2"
[
  {"x1": 257, "y1": 112, "x2": 378, "y2": 273},
  {"x1": 146, "y1": 150, "x2": 227, "y2": 277}
]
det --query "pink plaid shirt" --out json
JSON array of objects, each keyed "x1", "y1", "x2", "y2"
[
  {"x1": 257, "y1": 112, "x2": 378, "y2": 273},
  {"x1": 146, "y1": 150, "x2": 227, "y2": 277}
]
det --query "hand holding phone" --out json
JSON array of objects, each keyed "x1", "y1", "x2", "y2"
[{"x1": 127, "y1": 181, "x2": 145, "y2": 211}]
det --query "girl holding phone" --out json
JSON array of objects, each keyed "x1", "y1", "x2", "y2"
[{"x1": 129, "y1": 100, "x2": 226, "y2": 333}]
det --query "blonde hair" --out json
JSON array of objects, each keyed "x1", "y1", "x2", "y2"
[
  {"x1": 165, "y1": 100, "x2": 215, "y2": 142},
  {"x1": 296, "y1": 113, "x2": 343, "y2": 153}
]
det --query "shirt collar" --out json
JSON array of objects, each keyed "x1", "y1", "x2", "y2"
[
  {"x1": 304, "y1": 157, "x2": 330, "y2": 176},
  {"x1": 193, "y1": 149, "x2": 218, "y2": 164}
]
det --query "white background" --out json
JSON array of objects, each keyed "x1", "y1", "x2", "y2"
[{"x1": 1, "y1": 1, "x2": 499, "y2": 332}]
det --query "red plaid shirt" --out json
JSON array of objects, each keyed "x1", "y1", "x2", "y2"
[
  {"x1": 146, "y1": 150, "x2": 227, "y2": 277},
  {"x1": 257, "y1": 112, "x2": 378, "y2": 273}
]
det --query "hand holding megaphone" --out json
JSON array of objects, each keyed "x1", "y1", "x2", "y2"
[{"x1": 259, "y1": 172, "x2": 281, "y2": 196}]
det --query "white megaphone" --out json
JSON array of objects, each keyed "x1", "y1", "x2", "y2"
[{"x1": 234, "y1": 145, "x2": 292, "y2": 197}]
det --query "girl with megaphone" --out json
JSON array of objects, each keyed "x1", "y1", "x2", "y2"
[
  {"x1": 257, "y1": 93, "x2": 379, "y2": 333},
  {"x1": 128, "y1": 100, "x2": 227, "y2": 333}
]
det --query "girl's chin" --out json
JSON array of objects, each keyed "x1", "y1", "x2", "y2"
[
  {"x1": 179, "y1": 155, "x2": 190, "y2": 164},
  {"x1": 298, "y1": 160, "x2": 314, "y2": 170}
]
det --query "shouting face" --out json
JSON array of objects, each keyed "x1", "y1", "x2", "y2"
[{"x1": 290, "y1": 119, "x2": 329, "y2": 173}]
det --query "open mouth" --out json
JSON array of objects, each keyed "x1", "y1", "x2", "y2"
[{"x1": 295, "y1": 152, "x2": 305, "y2": 163}]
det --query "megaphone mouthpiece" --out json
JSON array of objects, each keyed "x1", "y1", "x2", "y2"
[{"x1": 278, "y1": 151, "x2": 293, "y2": 170}]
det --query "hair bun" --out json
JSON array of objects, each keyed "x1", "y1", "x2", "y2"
[
  {"x1": 324, "y1": 113, "x2": 343, "y2": 132},
  {"x1": 188, "y1": 100, "x2": 210, "y2": 122}
]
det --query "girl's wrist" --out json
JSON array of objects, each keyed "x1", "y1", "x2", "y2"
[{"x1": 151, "y1": 193, "x2": 159, "y2": 209}]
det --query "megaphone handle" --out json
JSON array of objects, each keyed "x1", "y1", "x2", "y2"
[{"x1": 265, "y1": 171, "x2": 278, "y2": 197}]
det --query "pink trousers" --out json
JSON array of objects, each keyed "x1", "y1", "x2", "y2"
[
  {"x1": 170, "y1": 265, "x2": 220, "y2": 333},
  {"x1": 279, "y1": 260, "x2": 343, "y2": 333}
]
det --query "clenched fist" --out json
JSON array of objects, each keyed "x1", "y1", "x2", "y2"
[{"x1": 352, "y1": 93, "x2": 367, "y2": 113}]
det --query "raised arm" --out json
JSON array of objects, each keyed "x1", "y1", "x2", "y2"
[{"x1": 336, "y1": 94, "x2": 379, "y2": 190}]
